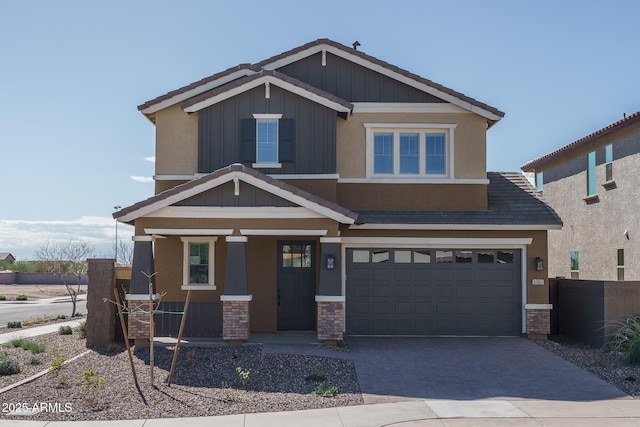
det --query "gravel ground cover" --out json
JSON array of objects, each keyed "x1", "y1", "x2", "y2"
[
  {"x1": 0, "y1": 343, "x2": 363, "y2": 421},
  {"x1": 534, "y1": 335, "x2": 640, "y2": 397}
]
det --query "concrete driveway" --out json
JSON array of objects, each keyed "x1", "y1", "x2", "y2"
[{"x1": 346, "y1": 337, "x2": 629, "y2": 404}]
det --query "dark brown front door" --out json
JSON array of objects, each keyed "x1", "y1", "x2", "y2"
[{"x1": 277, "y1": 241, "x2": 316, "y2": 331}]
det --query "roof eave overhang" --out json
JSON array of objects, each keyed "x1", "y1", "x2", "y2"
[
  {"x1": 349, "y1": 223, "x2": 562, "y2": 231},
  {"x1": 115, "y1": 169, "x2": 356, "y2": 225},
  {"x1": 181, "y1": 74, "x2": 352, "y2": 114}
]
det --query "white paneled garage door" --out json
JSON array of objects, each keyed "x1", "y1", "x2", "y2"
[{"x1": 346, "y1": 248, "x2": 522, "y2": 336}]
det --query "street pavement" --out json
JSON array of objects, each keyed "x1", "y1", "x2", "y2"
[{"x1": 0, "y1": 295, "x2": 87, "y2": 325}]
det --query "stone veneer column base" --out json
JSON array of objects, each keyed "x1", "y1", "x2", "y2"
[
  {"x1": 317, "y1": 300, "x2": 344, "y2": 343},
  {"x1": 222, "y1": 297, "x2": 251, "y2": 343},
  {"x1": 526, "y1": 308, "x2": 551, "y2": 338}
]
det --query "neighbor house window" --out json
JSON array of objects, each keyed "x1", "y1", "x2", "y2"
[
  {"x1": 587, "y1": 151, "x2": 596, "y2": 196},
  {"x1": 605, "y1": 143, "x2": 613, "y2": 182},
  {"x1": 617, "y1": 249, "x2": 624, "y2": 281},
  {"x1": 570, "y1": 251, "x2": 579, "y2": 279},
  {"x1": 181, "y1": 237, "x2": 217, "y2": 289},
  {"x1": 536, "y1": 171, "x2": 544, "y2": 193},
  {"x1": 365, "y1": 123, "x2": 456, "y2": 178}
]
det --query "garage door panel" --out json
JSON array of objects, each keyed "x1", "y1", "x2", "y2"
[{"x1": 346, "y1": 248, "x2": 521, "y2": 336}]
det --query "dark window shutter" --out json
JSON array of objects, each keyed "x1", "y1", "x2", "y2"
[
  {"x1": 241, "y1": 119, "x2": 256, "y2": 163},
  {"x1": 279, "y1": 119, "x2": 294, "y2": 162}
]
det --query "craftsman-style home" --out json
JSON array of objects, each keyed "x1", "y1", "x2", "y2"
[{"x1": 115, "y1": 39, "x2": 561, "y2": 344}]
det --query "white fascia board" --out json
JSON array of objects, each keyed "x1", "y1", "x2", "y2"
[
  {"x1": 183, "y1": 75, "x2": 351, "y2": 113},
  {"x1": 261, "y1": 44, "x2": 501, "y2": 121},
  {"x1": 315, "y1": 295, "x2": 345, "y2": 302},
  {"x1": 148, "y1": 206, "x2": 324, "y2": 219},
  {"x1": 525, "y1": 304, "x2": 553, "y2": 310},
  {"x1": 145, "y1": 228, "x2": 234, "y2": 236},
  {"x1": 267, "y1": 174, "x2": 340, "y2": 180},
  {"x1": 240, "y1": 229, "x2": 328, "y2": 236},
  {"x1": 339, "y1": 237, "x2": 533, "y2": 247},
  {"x1": 349, "y1": 224, "x2": 561, "y2": 231},
  {"x1": 352, "y1": 103, "x2": 470, "y2": 114},
  {"x1": 140, "y1": 68, "x2": 256, "y2": 115},
  {"x1": 220, "y1": 295, "x2": 253, "y2": 302},
  {"x1": 338, "y1": 178, "x2": 489, "y2": 185},
  {"x1": 154, "y1": 174, "x2": 199, "y2": 181}
]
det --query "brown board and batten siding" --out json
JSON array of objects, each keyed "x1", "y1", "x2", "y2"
[
  {"x1": 198, "y1": 84, "x2": 337, "y2": 175},
  {"x1": 276, "y1": 52, "x2": 445, "y2": 103}
]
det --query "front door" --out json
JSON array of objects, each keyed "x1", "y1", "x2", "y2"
[{"x1": 277, "y1": 241, "x2": 316, "y2": 331}]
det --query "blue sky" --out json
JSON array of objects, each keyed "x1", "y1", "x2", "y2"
[{"x1": 1, "y1": 0, "x2": 639, "y2": 259}]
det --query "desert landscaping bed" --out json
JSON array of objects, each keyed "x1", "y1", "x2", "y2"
[{"x1": 0, "y1": 342, "x2": 362, "y2": 421}]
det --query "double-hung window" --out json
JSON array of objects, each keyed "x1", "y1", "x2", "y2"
[
  {"x1": 587, "y1": 150, "x2": 596, "y2": 196},
  {"x1": 366, "y1": 123, "x2": 455, "y2": 178},
  {"x1": 256, "y1": 119, "x2": 278, "y2": 164},
  {"x1": 570, "y1": 251, "x2": 579, "y2": 279},
  {"x1": 605, "y1": 143, "x2": 613, "y2": 182},
  {"x1": 241, "y1": 114, "x2": 294, "y2": 168},
  {"x1": 181, "y1": 237, "x2": 217, "y2": 290},
  {"x1": 536, "y1": 171, "x2": 544, "y2": 193}
]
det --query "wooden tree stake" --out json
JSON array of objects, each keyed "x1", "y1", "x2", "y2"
[
  {"x1": 167, "y1": 289, "x2": 192, "y2": 386},
  {"x1": 113, "y1": 287, "x2": 139, "y2": 388}
]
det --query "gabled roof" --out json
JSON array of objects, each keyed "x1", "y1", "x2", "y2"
[
  {"x1": 522, "y1": 111, "x2": 640, "y2": 171},
  {"x1": 138, "y1": 38, "x2": 504, "y2": 125},
  {"x1": 181, "y1": 69, "x2": 353, "y2": 114},
  {"x1": 353, "y1": 172, "x2": 562, "y2": 229},
  {"x1": 114, "y1": 164, "x2": 357, "y2": 225}
]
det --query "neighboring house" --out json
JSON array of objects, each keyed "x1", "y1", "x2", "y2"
[
  {"x1": 522, "y1": 111, "x2": 640, "y2": 281},
  {"x1": 0, "y1": 253, "x2": 16, "y2": 264},
  {"x1": 115, "y1": 39, "x2": 561, "y2": 344}
]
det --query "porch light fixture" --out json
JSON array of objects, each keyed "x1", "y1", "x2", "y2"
[
  {"x1": 534, "y1": 257, "x2": 544, "y2": 271},
  {"x1": 326, "y1": 255, "x2": 335, "y2": 270}
]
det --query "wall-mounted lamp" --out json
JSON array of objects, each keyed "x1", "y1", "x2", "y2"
[
  {"x1": 326, "y1": 255, "x2": 335, "y2": 270},
  {"x1": 534, "y1": 257, "x2": 544, "y2": 271}
]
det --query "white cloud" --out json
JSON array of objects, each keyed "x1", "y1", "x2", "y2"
[
  {"x1": 144, "y1": 156, "x2": 156, "y2": 163},
  {"x1": 0, "y1": 217, "x2": 134, "y2": 260},
  {"x1": 130, "y1": 175, "x2": 154, "y2": 183}
]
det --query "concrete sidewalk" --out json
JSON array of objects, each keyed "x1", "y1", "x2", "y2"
[
  {"x1": 0, "y1": 319, "x2": 83, "y2": 344},
  {"x1": 4, "y1": 398, "x2": 640, "y2": 426}
]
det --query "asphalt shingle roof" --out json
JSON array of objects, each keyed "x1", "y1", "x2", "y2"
[{"x1": 354, "y1": 172, "x2": 562, "y2": 226}]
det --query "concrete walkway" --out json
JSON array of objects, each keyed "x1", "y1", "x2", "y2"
[
  {"x1": 0, "y1": 320, "x2": 83, "y2": 344},
  {"x1": 3, "y1": 328, "x2": 640, "y2": 426}
]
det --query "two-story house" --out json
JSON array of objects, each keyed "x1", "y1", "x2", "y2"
[
  {"x1": 522, "y1": 111, "x2": 640, "y2": 281},
  {"x1": 115, "y1": 39, "x2": 561, "y2": 344}
]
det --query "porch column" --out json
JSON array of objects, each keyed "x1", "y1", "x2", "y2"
[
  {"x1": 221, "y1": 236, "x2": 252, "y2": 345},
  {"x1": 127, "y1": 235, "x2": 156, "y2": 345},
  {"x1": 316, "y1": 237, "x2": 344, "y2": 344}
]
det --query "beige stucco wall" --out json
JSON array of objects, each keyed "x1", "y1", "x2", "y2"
[
  {"x1": 336, "y1": 111, "x2": 487, "y2": 179},
  {"x1": 154, "y1": 104, "x2": 198, "y2": 179}
]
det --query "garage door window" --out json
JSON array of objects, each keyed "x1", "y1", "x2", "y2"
[
  {"x1": 456, "y1": 251, "x2": 472, "y2": 263},
  {"x1": 394, "y1": 250, "x2": 412, "y2": 263},
  {"x1": 372, "y1": 250, "x2": 390, "y2": 263},
  {"x1": 497, "y1": 251, "x2": 514, "y2": 264},
  {"x1": 413, "y1": 250, "x2": 432, "y2": 263},
  {"x1": 353, "y1": 250, "x2": 370, "y2": 263},
  {"x1": 478, "y1": 251, "x2": 495, "y2": 263},
  {"x1": 436, "y1": 250, "x2": 453, "y2": 263}
]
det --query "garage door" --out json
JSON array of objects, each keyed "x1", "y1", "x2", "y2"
[{"x1": 346, "y1": 248, "x2": 521, "y2": 336}]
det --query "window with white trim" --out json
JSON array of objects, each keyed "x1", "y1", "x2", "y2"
[
  {"x1": 570, "y1": 251, "x2": 579, "y2": 279},
  {"x1": 365, "y1": 123, "x2": 455, "y2": 178},
  {"x1": 605, "y1": 143, "x2": 613, "y2": 182},
  {"x1": 181, "y1": 237, "x2": 217, "y2": 289}
]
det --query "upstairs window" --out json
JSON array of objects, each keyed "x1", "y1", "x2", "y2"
[
  {"x1": 587, "y1": 151, "x2": 596, "y2": 196},
  {"x1": 241, "y1": 115, "x2": 294, "y2": 168},
  {"x1": 617, "y1": 248, "x2": 624, "y2": 281},
  {"x1": 256, "y1": 119, "x2": 278, "y2": 164},
  {"x1": 366, "y1": 123, "x2": 456, "y2": 178},
  {"x1": 536, "y1": 171, "x2": 544, "y2": 193},
  {"x1": 605, "y1": 143, "x2": 613, "y2": 182}
]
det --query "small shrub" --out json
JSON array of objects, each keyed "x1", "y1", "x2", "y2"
[
  {"x1": 305, "y1": 373, "x2": 326, "y2": 382},
  {"x1": 29, "y1": 355, "x2": 42, "y2": 365},
  {"x1": 56, "y1": 314, "x2": 67, "y2": 320},
  {"x1": 314, "y1": 384, "x2": 338, "y2": 397},
  {"x1": 0, "y1": 295, "x2": 6, "y2": 300},
  {"x1": 235, "y1": 366, "x2": 253, "y2": 387},
  {"x1": 0, "y1": 359, "x2": 20, "y2": 376},
  {"x1": 58, "y1": 325, "x2": 73, "y2": 335},
  {"x1": 16, "y1": 295, "x2": 27, "y2": 301},
  {"x1": 627, "y1": 341, "x2": 640, "y2": 365},
  {"x1": 49, "y1": 357, "x2": 67, "y2": 386},
  {"x1": 606, "y1": 314, "x2": 640, "y2": 354},
  {"x1": 626, "y1": 375, "x2": 637, "y2": 382},
  {"x1": 75, "y1": 369, "x2": 105, "y2": 402},
  {"x1": 9, "y1": 338, "x2": 45, "y2": 354},
  {"x1": 7, "y1": 321, "x2": 22, "y2": 329},
  {"x1": 76, "y1": 321, "x2": 86, "y2": 339}
]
